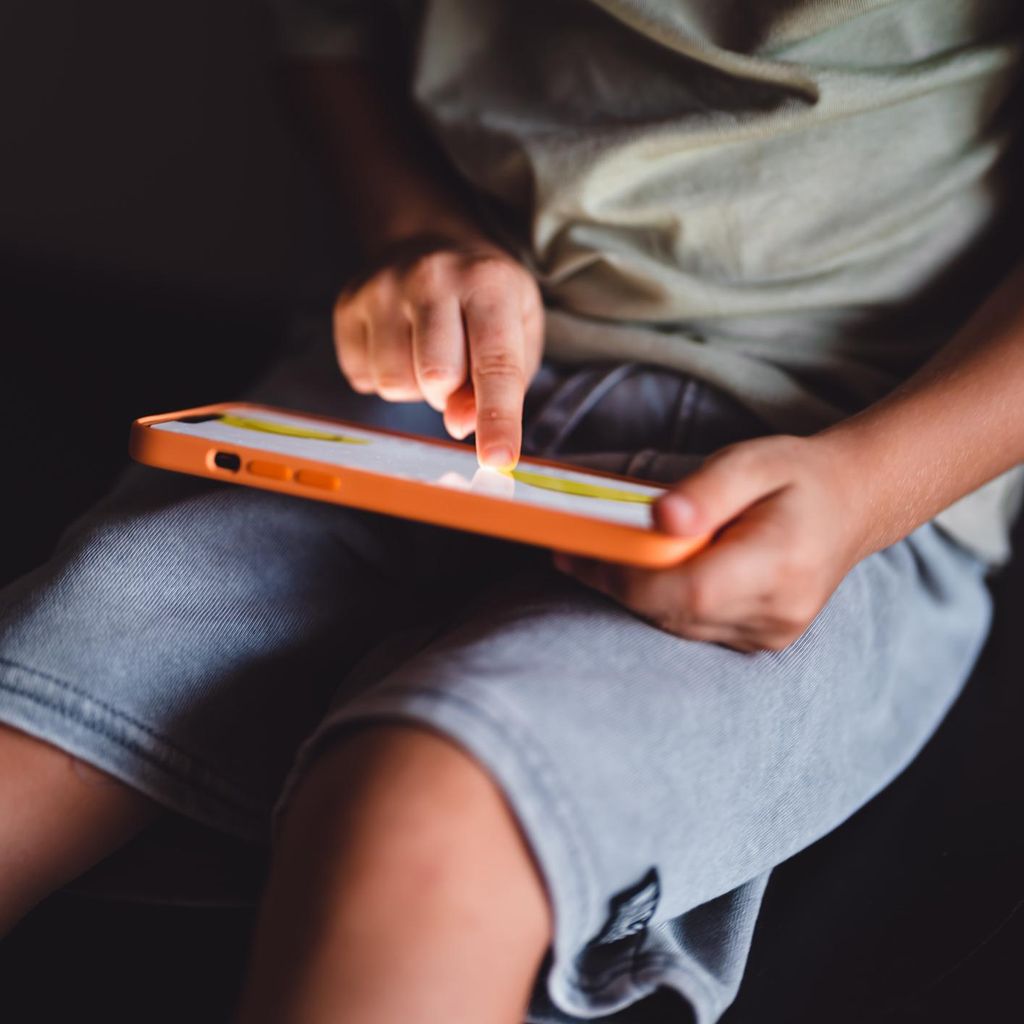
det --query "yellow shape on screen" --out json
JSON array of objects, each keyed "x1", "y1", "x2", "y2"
[
  {"x1": 504, "y1": 467, "x2": 655, "y2": 504},
  {"x1": 219, "y1": 414, "x2": 370, "y2": 445}
]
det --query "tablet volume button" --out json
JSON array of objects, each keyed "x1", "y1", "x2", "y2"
[
  {"x1": 295, "y1": 469, "x2": 340, "y2": 491},
  {"x1": 248, "y1": 460, "x2": 291, "y2": 481}
]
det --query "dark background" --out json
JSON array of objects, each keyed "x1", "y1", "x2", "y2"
[
  {"x1": 1, "y1": 2, "x2": 1022, "y2": 1022},
  {"x1": 0, "y1": 0, "x2": 348, "y2": 586}
]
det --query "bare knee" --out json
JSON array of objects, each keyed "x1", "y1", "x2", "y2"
[
  {"x1": 283, "y1": 722, "x2": 510, "y2": 833},
  {"x1": 282, "y1": 723, "x2": 548, "y2": 913},
  {"x1": 238, "y1": 724, "x2": 552, "y2": 1024},
  {"x1": 275, "y1": 722, "x2": 553, "y2": 949}
]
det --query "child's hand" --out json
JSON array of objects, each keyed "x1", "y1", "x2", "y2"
[
  {"x1": 334, "y1": 235, "x2": 544, "y2": 469},
  {"x1": 554, "y1": 435, "x2": 867, "y2": 652}
]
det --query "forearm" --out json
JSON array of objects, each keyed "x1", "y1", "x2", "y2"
[
  {"x1": 819, "y1": 261, "x2": 1024, "y2": 559},
  {"x1": 286, "y1": 60, "x2": 489, "y2": 256}
]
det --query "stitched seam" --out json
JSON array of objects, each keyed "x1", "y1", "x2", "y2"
[
  {"x1": 0, "y1": 656, "x2": 234, "y2": 778},
  {"x1": 0, "y1": 664, "x2": 262, "y2": 815}
]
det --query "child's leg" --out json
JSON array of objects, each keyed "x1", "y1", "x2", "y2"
[
  {"x1": 0, "y1": 724, "x2": 156, "y2": 934},
  {"x1": 236, "y1": 724, "x2": 550, "y2": 1024},
  {"x1": 243, "y1": 519, "x2": 991, "y2": 1024}
]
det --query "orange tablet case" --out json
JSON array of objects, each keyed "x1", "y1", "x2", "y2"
[{"x1": 129, "y1": 402, "x2": 710, "y2": 568}]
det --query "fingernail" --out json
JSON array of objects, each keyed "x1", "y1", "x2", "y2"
[{"x1": 481, "y1": 445, "x2": 515, "y2": 470}]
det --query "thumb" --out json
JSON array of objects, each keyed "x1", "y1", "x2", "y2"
[{"x1": 654, "y1": 443, "x2": 787, "y2": 537}]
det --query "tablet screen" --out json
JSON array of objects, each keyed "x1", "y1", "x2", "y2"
[{"x1": 154, "y1": 407, "x2": 666, "y2": 528}]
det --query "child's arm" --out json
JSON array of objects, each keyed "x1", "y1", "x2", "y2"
[
  {"x1": 286, "y1": 61, "x2": 484, "y2": 259},
  {"x1": 818, "y1": 261, "x2": 1024, "y2": 555},
  {"x1": 288, "y1": 60, "x2": 543, "y2": 467},
  {"x1": 557, "y1": 261, "x2": 1024, "y2": 651}
]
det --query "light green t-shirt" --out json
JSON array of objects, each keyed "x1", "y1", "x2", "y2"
[{"x1": 272, "y1": 0, "x2": 1024, "y2": 565}]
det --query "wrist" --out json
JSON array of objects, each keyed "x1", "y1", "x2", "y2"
[
  {"x1": 807, "y1": 424, "x2": 884, "y2": 563},
  {"x1": 362, "y1": 202, "x2": 495, "y2": 262},
  {"x1": 353, "y1": 228, "x2": 510, "y2": 289}
]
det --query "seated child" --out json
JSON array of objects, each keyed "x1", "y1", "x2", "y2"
[{"x1": 1, "y1": 2, "x2": 1022, "y2": 1020}]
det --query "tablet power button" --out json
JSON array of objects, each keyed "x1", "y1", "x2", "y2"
[{"x1": 295, "y1": 469, "x2": 340, "y2": 491}]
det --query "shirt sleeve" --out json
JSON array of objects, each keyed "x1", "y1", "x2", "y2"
[{"x1": 264, "y1": 0, "x2": 374, "y2": 60}]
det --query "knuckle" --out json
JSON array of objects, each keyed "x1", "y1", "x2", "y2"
[
  {"x1": 405, "y1": 255, "x2": 446, "y2": 293},
  {"x1": 647, "y1": 610, "x2": 677, "y2": 636},
  {"x1": 462, "y1": 258, "x2": 513, "y2": 292},
  {"x1": 365, "y1": 277, "x2": 399, "y2": 313},
  {"x1": 475, "y1": 362, "x2": 522, "y2": 387},
  {"x1": 761, "y1": 629, "x2": 799, "y2": 652},
  {"x1": 473, "y1": 348, "x2": 523, "y2": 379},
  {"x1": 762, "y1": 592, "x2": 816, "y2": 639},
  {"x1": 768, "y1": 433, "x2": 805, "y2": 455},
  {"x1": 759, "y1": 438, "x2": 802, "y2": 475},
  {"x1": 789, "y1": 595, "x2": 821, "y2": 630},
  {"x1": 712, "y1": 442, "x2": 758, "y2": 472},
  {"x1": 732, "y1": 634, "x2": 769, "y2": 653},
  {"x1": 519, "y1": 269, "x2": 542, "y2": 298},
  {"x1": 661, "y1": 608, "x2": 700, "y2": 639},
  {"x1": 375, "y1": 264, "x2": 401, "y2": 287},
  {"x1": 710, "y1": 435, "x2": 800, "y2": 475},
  {"x1": 467, "y1": 252, "x2": 510, "y2": 274}
]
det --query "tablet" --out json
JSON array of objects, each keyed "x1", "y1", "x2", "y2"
[{"x1": 129, "y1": 402, "x2": 709, "y2": 567}]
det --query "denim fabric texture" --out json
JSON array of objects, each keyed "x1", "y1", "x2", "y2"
[{"x1": 0, "y1": 323, "x2": 993, "y2": 1022}]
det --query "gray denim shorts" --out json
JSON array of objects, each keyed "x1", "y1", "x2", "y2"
[{"x1": 0, "y1": 320, "x2": 993, "y2": 1023}]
